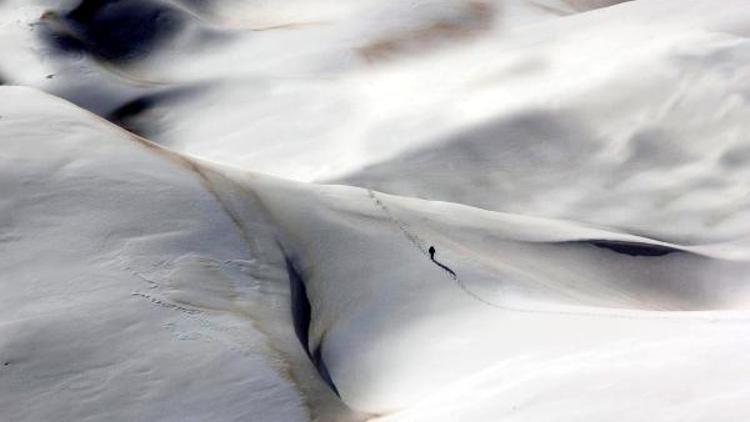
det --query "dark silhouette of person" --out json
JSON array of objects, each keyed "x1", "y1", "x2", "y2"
[{"x1": 427, "y1": 245, "x2": 456, "y2": 277}]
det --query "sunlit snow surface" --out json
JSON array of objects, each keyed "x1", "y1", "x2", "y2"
[{"x1": 2, "y1": 0, "x2": 750, "y2": 421}]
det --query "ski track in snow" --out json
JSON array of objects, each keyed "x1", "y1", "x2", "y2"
[{"x1": 367, "y1": 188, "x2": 750, "y2": 322}]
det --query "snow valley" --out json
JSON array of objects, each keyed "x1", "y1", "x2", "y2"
[{"x1": 2, "y1": 1, "x2": 750, "y2": 421}]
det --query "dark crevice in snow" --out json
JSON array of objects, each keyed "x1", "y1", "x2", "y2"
[
  {"x1": 108, "y1": 95, "x2": 156, "y2": 135},
  {"x1": 284, "y1": 256, "x2": 340, "y2": 397},
  {"x1": 40, "y1": 0, "x2": 188, "y2": 63},
  {"x1": 107, "y1": 86, "x2": 202, "y2": 140},
  {"x1": 285, "y1": 256, "x2": 312, "y2": 356},
  {"x1": 582, "y1": 240, "x2": 682, "y2": 257},
  {"x1": 312, "y1": 344, "x2": 340, "y2": 397}
]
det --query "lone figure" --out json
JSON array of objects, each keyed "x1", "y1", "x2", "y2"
[{"x1": 428, "y1": 246, "x2": 436, "y2": 260}]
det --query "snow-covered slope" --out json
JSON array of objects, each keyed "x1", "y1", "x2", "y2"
[
  {"x1": 0, "y1": 86, "x2": 314, "y2": 422},
  {"x1": 3, "y1": 0, "x2": 750, "y2": 421},
  {"x1": 3, "y1": 86, "x2": 750, "y2": 421},
  {"x1": 4, "y1": 0, "x2": 749, "y2": 243},
  {"x1": 1, "y1": 0, "x2": 635, "y2": 182}
]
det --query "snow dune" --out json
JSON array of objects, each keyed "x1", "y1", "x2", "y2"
[
  {"x1": 3, "y1": 85, "x2": 750, "y2": 420},
  {"x1": 2, "y1": 0, "x2": 750, "y2": 421}
]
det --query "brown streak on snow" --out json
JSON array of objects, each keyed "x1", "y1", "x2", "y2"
[
  {"x1": 358, "y1": 1, "x2": 494, "y2": 64},
  {"x1": 250, "y1": 21, "x2": 327, "y2": 32}
]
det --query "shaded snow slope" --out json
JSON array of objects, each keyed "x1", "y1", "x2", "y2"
[
  {"x1": 0, "y1": 86, "x2": 349, "y2": 422},
  {"x1": 331, "y1": 0, "x2": 750, "y2": 244},
  {"x1": 3, "y1": 0, "x2": 750, "y2": 244},
  {"x1": 1, "y1": 0, "x2": 636, "y2": 182},
  {"x1": 3, "y1": 0, "x2": 750, "y2": 421},
  {"x1": 3, "y1": 87, "x2": 750, "y2": 420}
]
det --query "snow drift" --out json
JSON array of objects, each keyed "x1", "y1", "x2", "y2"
[
  {"x1": 2, "y1": 0, "x2": 750, "y2": 421},
  {"x1": 3, "y1": 85, "x2": 750, "y2": 421}
]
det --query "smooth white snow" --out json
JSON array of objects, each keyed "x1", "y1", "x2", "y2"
[{"x1": 2, "y1": 0, "x2": 750, "y2": 421}]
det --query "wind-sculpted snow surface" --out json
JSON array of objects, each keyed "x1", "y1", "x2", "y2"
[
  {"x1": 2, "y1": 87, "x2": 750, "y2": 421},
  {"x1": 2, "y1": 0, "x2": 750, "y2": 421}
]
